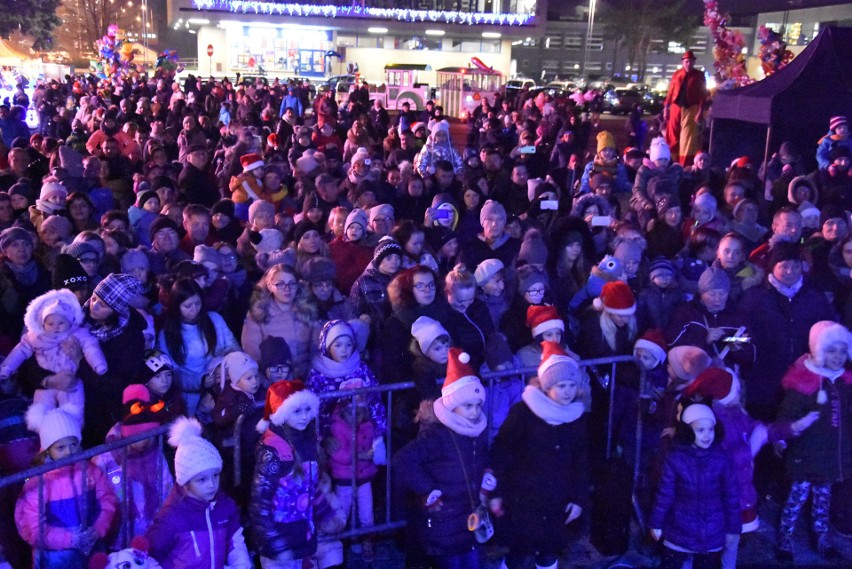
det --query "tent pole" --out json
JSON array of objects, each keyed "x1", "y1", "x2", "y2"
[
  {"x1": 763, "y1": 124, "x2": 772, "y2": 179},
  {"x1": 709, "y1": 118, "x2": 715, "y2": 158}
]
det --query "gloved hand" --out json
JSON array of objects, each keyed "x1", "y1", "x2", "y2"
[
  {"x1": 650, "y1": 528, "x2": 662, "y2": 541},
  {"x1": 425, "y1": 489, "x2": 443, "y2": 512},
  {"x1": 371, "y1": 436, "x2": 387, "y2": 465}
]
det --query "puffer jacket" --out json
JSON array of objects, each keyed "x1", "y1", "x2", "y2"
[
  {"x1": 778, "y1": 356, "x2": 852, "y2": 483},
  {"x1": 327, "y1": 408, "x2": 378, "y2": 485},
  {"x1": 349, "y1": 266, "x2": 393, "y2": 325},
  {"x1": 649, "y1": 442, "x2": 741, "y2": 553},
  {"x1": 146, "y1": 487, "x2": 250, "y2": 569}
]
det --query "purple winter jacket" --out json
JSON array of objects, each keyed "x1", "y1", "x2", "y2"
[
  {"x1": 146, "y1": 487, "x2": 250, "y2": 569},
  {"x1": 650, "y1": 442, "x2": 741, "y2": 553}
]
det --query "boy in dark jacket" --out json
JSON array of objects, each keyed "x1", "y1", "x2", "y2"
[{"x1": 636, "y1": 257, "x2": 683, "y2": 333}]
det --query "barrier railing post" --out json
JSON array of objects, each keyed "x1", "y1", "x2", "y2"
[{"x1": 122, "y1": 444, "x2": 130, "y2": 548}]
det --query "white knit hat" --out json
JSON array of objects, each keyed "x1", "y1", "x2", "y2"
[
  {"x1": 26, "y1": 404, "x2": 82, "y2": 452},
  {"x1": 221, "y1": 351, "x2": 259, "y2": 391},
  {"x1": 681, "y1": 403, "x2": 716, "y2": 426},
  {"x1": 169, "y1": 417, "x2": 223, "y2": 485},
  {"x1": 411, "y1": 316, "x2": 450, "y2": 354},
  {"x1": 649, "y1": 137, "x2": 671, "y2": 162},
  {"x1": 537, "y1": 341, "x2": 581, "y2": 391}
]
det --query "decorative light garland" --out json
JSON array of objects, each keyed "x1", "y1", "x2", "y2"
[{"x1": 191, "y1": 0, "x2": 536, "y2": 26}]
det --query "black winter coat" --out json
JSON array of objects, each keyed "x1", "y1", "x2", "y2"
[
  {"x1": 665, "y1": 299, "x2": 754, "y2": 368},
  {"x1": 444, "y1": 299, "x2": 494, "y2": 372},
  {"x1": 490, "y1": 402, "x2": 589, "y2": 555}
]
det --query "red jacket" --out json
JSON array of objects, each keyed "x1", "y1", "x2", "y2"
[{"x1": 665, "y1": 68, "x2": 707, "y2": 109}]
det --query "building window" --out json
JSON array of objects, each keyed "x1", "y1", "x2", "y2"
[
  {"x1": 338, "y1": 34, "x2": 356, "y2": 47},
  {"x1": 587, "y1": 33, "x2": 604, "y2": 51},
  {"x1": 564, "y1": 34, "x2": 583, "y2": 50}
]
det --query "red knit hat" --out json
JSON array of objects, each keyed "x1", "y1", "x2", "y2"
[
  {"x1": 240, "y1": 153, "x2": 265, "y2": 172},
  {"x1": 257, "y1": 379, "x2": 320, "y2": 433},
  {"x1": 684, "y1": 367, "x2": 739, "y2": 405},
  {"x1": 441, "y1": 348, "x2": 484, "y2": 410},
  {"x1": 593, "y1": 281, "x2": 635, "y2": 315},
  {"x1": 526, "y1": 305, "x2": 564, "y2": 338},
  {"x1": 120, "y1": 384, "x2": 166, "y2": 437},
  {"x1": 538, "y1": 341, "x2": 580, "y2": 391},
  {"x1": 634, "y1": 329, "x2": 667, "y2": 366}
]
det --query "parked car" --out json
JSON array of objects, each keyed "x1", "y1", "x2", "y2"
[
  {"x1": 642, "y1": 90, "x2": 666, "y2": 115},
  {"x1": 504, "y1": 77, "x2": 536, "y2": 101},
  {"x1": 603, "y1": 88, "x2": 643, "y2": 114}
]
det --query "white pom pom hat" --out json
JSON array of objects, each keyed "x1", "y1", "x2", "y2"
[{"x1": 168, "y1": 417, "x2": 223, "y2": 485}]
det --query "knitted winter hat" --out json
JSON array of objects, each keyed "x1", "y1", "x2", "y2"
[
  {"x1": 256, "y1": 379, "x2": 320, "y2": 433},
  {"x1": 149, "y1": 215, "x2": 181, "y2": 242},
  {"x1": 693, "y1": 192, "x2": 717, "y2": 211},
  {"x1": 369, "y1": 204, "x2": 395, "y2": 225},
  {"x1": 820, "y1": 204, "x2": 846, "y2": 228},
  {"x1": 345, "y1": 208, "x2": 369, "y2": 238},
  {"x1": 538, "y1": 341, "x2": 581, "y2": 392},
  {"x1": 649, "y1": 137, "x2": 671, "y2": 162},
  {"x1": 479, "y1": 199, "x2": 506, "y2": 227},
  {"x1": 92, "y1": 273, "x2": 144, "y2": 316},
  {"x1": 61, "y1": 240, "x2": 97, "y2": 263},
  {"x1": 474, "y1": 258, "x2": 504, "y2": 287},
  {"x1": 254, "y1": 228, "x2": 284, "y2": 253},
  {"x1": 248, "y1": 199, "x2": 275, "y2": 224},
  {"x1": 240, "y1": 153, "x2": 265, "y2": 173},
  {"x1": 291, "y1": 218, "x2": 322, "y2": 245},
  {"x1": 681, "y1": 403, "x2": 716, "y2": 426},
  {"x1": 808, "y1": 320, "x2": 852, "y2": 367},
  {"x1": 411, "y1": 316, "x2": 450, "y2": 354},
  {"x1": 302, "y1": 256, "x2": 337, "y2": 283},
  {"x1": 8, "y1": 179, "x2": 35, "y2": 203},
  {"x1": 698, "y1": 266, "x2": 731, "y2": 294},
  {"x1": 518, "y1": 228, "x2": 548, "y2": 266},
  {"x1": 259, "y1": 336, "x2": 292, "y2": 370},
  {"x1": 830, "y1": 116, "x2": 847, "y2": 132},
  {"x1": 40, "y1": 215, "x2": 72, "y2": 240},
  {"x1": 296, "y1": 151, "x2": 320, "y2": 175},
  {"x1": 371, "y1": 236, "x2": 403, "y2": 268},
  {"x1": 526, "y1": 305, "x2": 564, "y2": 338},
  {"x1": 441, "y1": 348, "x2": 485, "y2": 411},
  {"x1": 0, "y1": 226, "x2": 35, "y2": 252},
  {"x1": 593, "y1": 281, "x2": 636, "y2": 315},
  {"x1": 26, "y1": 404, "x2": 81, "y2": 452},
  {"x1": 649, "y1": 256, "x2": 676, "y2": 280},
  {"x1": 351, "y1": 146, "x2": 371, "y2": 166},
  {"x1": 613, "y1": 240, "x2": 642, "y2": 265},
  {"x1": 425, "y1": 226, "x2": 457, "y2": 252},
  {"x1": 321, "y1": 319, "x2": 355, "y2": 354},
  {"x1": 193, "y1": 245, "x2": 221, "y2": 270},
  {"x1": 136, "y1": 190, "x2": 159, "y2": 210},
  {"x1": 517, "y1": 264, "x2": 549, "y2": 295},
  {"x1": 684, "y1": 367, "x2": 739, "y2": 406},
  {"x1": 169, "y1": 417, "x2": 223, "y2": 485},
  {"x1": 139, "y1": 349, "x2": 174, "y2": 383},
  {"x1": 667, "y1": 346, "x2": 712, "y2": 381},
  {"x1": 656, "y1": 194, "x2": 681, "y2": 216},
  {"x1": 634, "y1": 329, "x2": 667, "y2": 367},
  {"x1": 596, "y1": 131, "x2": 616, "y2": 154},
  {"x1": 120, "y1": 384, "x2": 166, "y2": 437},
  {"x1": 52, "y1": 253, "x2": 89, "y2": 291},
  {"x1": 766, "y1": 241, "x2": 802, "y2": 272},
  {"x1": 39, "y1": 181, "x2": 68, "y2": 203},
  {"x1": 485, "y1": 332, "x2": 513, "y2": 370},
  {"x1": 589, "y1": 172, "x2": 614, "y2": 191},
  {"x1": 221, "y1": 351, "x2": 259, "y2": 391},
  {"x1": 120, "y1": 247, "x2": 149, "y2": 273}
]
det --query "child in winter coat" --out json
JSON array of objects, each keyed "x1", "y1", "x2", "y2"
[
  {"x1": 649, "y1": 403, "x2": 741, "y2": 569},
  {"x1": 489, "y1": 342, "x2": 589, "y2": 569},
  {"x1": 636, "y1": 257, "x2": 684, "y2": 332},
  {"x1": 146, "y1": 417, "x2": 251, "y2": 569},
  {"x1": 474, "y1": 258, "x2": 510, "y2": 329},
  {"x1": 251, "y1": 380, "x2": 342, "y2": 568},
  {"x1": 775, "y1": 321, "x2": 852, "y2": 561},
  {"x1": 633, "y1": 330, "x2": 670, "y2": 454},
  {"x1": 393, "y1": 348, "x2": 493, "y2": 568},
  {"x1": 1, "y1": 289, "x2": 108, "y2": 426},
  {"x1": 816, "y1": 115, "x2": 851, "y2": 171},
  {"x1": 128, "y1": 190, "x2": 161, "y2": 248},
  {"x1": 409, "y1": 316, "x2": 449, "y2": 402},
  {"x1": 140, "y1": 349, "x2": 186, "y2": 423},
  {"x1": 307, "y1": 319, "x2": 388, "y2": 442},
  {"x1": 15, "y1": 405, "x2": 118, "y2": 569},
  {"x1": 93, "y1": 384, "x2": 173, "y2": 550}
]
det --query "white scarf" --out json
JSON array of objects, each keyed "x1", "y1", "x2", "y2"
[
  {"x1": 521, "y1": 385, "x2": 584, "y2": 425},
  {"x1": 804, "y1": 357, "x2": 845, "y2": 382},
  {"x1": 433, "y1": 399, "x2": 487, "y2": 437},
  {"x1": 768, "y1": 274, "x2": 803, "y2": 298}
]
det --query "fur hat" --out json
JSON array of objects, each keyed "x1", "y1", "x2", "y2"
[
  {"x1": 302, "y1": 256, "x2": 336, "y2": 283},
  {"x1": 474, "y1": 258, "x2": 504, "y2": 286},
  {"x1": 140, "y1": 349, "x2": 174, "y2": 383},
  {"x1": 667, "y1": 346, "x2": 712, "y2": 381},
  {"x1": 441, "y1": 348, "x2": 485, "y2": 411},
  {"x1": 649, "y1": 137, "x2": 671, "y2": 162},
  {"x1": 371, "y1": 236, "x2": 403, "y2": 268},
  {"x1": 684, "y1": 367, "x2": 740, "y2": 406},
  {"x1": 537, "y1": 341, "x2": 581, "y2": 392},
  {"x1": 259, "y1": 336, "x2": 292, "y2": 371},
  {"x1": 240, "y1": 153, "x2": 265, "y2": 172},
  {"x1": 830, "y1": 116, "x2": 847, "y2": 132},
  {"x1": 596, "y1": 131, "x2": 616, "y2": 154},
  {"x1": 26, "y1": 404, "x2": 81, "y2": 452},
  {"x1": 0, "y1": 226, "x2": 35, "y2": 252},
  {"x1": 518, "y1": 228, "x2": 548, "y2": 266},
  {"x1": 808, "y1": 320, "x2": 852, "y2": 367},
  {"x1": 526, "y1": 305, "x2": 564, "y2": 338},
  {"x1": 256, "y1": 379, "x2": 320, "y2": 433},
  {"x1": 221, "y1": 351, "x2": 259, "y2": 391},
  {"x1": 169, "y1": 417, "x2": 223, "y2": 485},
  {"x1": 681, "y1": 402, "x2": 716, "y2": 426},
  {"x1": 120, "y1": 384, "x2": 166, "y2": 437},
  {"x1": 52, "y1": 253, "x2": 89, "y2": 291},
  {"x1": 479, "y1": 199, "x2": 506, "y2": 227},
  {"x1": 248, "y1": 199, "x2": 275, "y2": 224},
  {"x1": 25, "y1": 289, "x2": 83, "y2": 340},
  {"x1": 411, "y1": 316, "x2": 449, "y2": 354},
  {"x1": 698, "y1": 266, "x2": 731, "y2": 294},
  {"x1": 593, "y1": 281, "x2": 636, "y2": 315},
  {"x1": 345, "y1": 208, "x2": 369, "y2": 238},
  {"x1": 649, "y1": 256, "x2": 676, "y2": 280},
  {"x1": 634, "y1": 329, "x2": 667, "y2": 366}
]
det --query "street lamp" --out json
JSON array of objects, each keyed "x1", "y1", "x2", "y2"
[{"x1": 582, "y1": 0, "x2": 597, "y2": 78}]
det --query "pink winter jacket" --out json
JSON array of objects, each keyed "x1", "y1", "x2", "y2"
[{"x1": 327, "y1": 409, "x2": 378, "y2": 485}]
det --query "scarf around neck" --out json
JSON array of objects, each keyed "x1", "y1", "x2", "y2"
[
  {"x1": 522, "y1": 384, "x2": 584, "y2": 425},
  {"x1": 768, "y1": 273, "x2": 803, "y2": 298},
  {"x1": 5, "y1": 259, "x2": 38, "y2": 286},
  {"x1": 433, "y1": 398, "x2": 487, "y2": 437}
]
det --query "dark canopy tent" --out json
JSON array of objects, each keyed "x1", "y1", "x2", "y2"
[{"x1": 709, "y1": 26, "x2": 852, "y2": 172}]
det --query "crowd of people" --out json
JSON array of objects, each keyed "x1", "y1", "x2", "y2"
[{"x1": 0, "y1": 68, "x2": 850, "y2": 569}]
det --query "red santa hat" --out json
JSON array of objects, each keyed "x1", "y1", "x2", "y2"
[
  {"x1": 537, "y1": 341, "x2": 581, "y2": 391},
  {"x1": 526, "y1": 305, "x2": 564, "y2": 338},
  {"x1": 634, "y1": 329, "x2": 667, "y2": 366},
  {"x1": 593, "y1": 281, "x2": 636, "y2": 316},
  {"x1": 240, "y1": 153, "x2": 265, "y2": 173},
  {"x1": 257, "y1": 379, "x2": 320, "y2": 433},
  {"x1": 683, "y1": 367, "x2": 740, "y2": 406},
  {"x1": 667, "y1": 346, "x2": 712, "y2": 382},
  {"x1": 441, "y1": 348, "x2": 485, "y2": 411}
]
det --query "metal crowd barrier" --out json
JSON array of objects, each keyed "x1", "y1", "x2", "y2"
[{"x1": 0, "y1": 354, "x2": 646, "y2": 554}]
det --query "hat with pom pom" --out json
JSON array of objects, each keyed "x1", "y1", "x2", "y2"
[
  {"x1": 537, "y1": 341, "x2": 581, "y2": 392},
  {"x1": 169, "y1": 417, "x2": 222, "y2": 485},
  {"x1": 26, "y1": 403, "x2": 82, "y2": 452},
  {"x1": 518, "y1": 228, "x2": 549, "y2": 266},
  {"x1": 808, "y1": 320, "x2": 852, "y2": 368},
  {"x1": 88, "y1": 536, "x2": 157, "y2": 569},
  {"x1": 256, "y1": 379, "x2": 320, "y2": 433},
  {"x1": 593, "y1": 281, "x2": 636, "y2": 315},
  {"x1": 441, "y1": 348, "x2": 485, "y2": 410},
  {"x1": 634, "y1": 329, "x2": 667, "y2": 367},
  {"x1": 120, "y1": 384, "x2": 167, "y2": 437}
]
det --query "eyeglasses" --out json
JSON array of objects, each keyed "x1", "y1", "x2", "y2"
[
  {"x1": 526, "y1": 288, "x2": 546, "y2": 296},
  {"x1": 273, "y1": 281, "x2": 298, "y2": 290},
  {"x1": 267, "y1": 365, "x2": 291, "y2": 374},
  {"x1": 78, "y1": 256, "x2": 99, "y2": 265},
  {"x1": 413, "y1": 281, "x2": 436, "y2": 292}
]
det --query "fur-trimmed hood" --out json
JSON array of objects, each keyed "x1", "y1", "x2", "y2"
[
  {"x1": 782, "y1": 354, "x2": 852, "y2": 395},
  {"x1": 23, "y1": 288, "x2": 83, "y2": 341}
]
